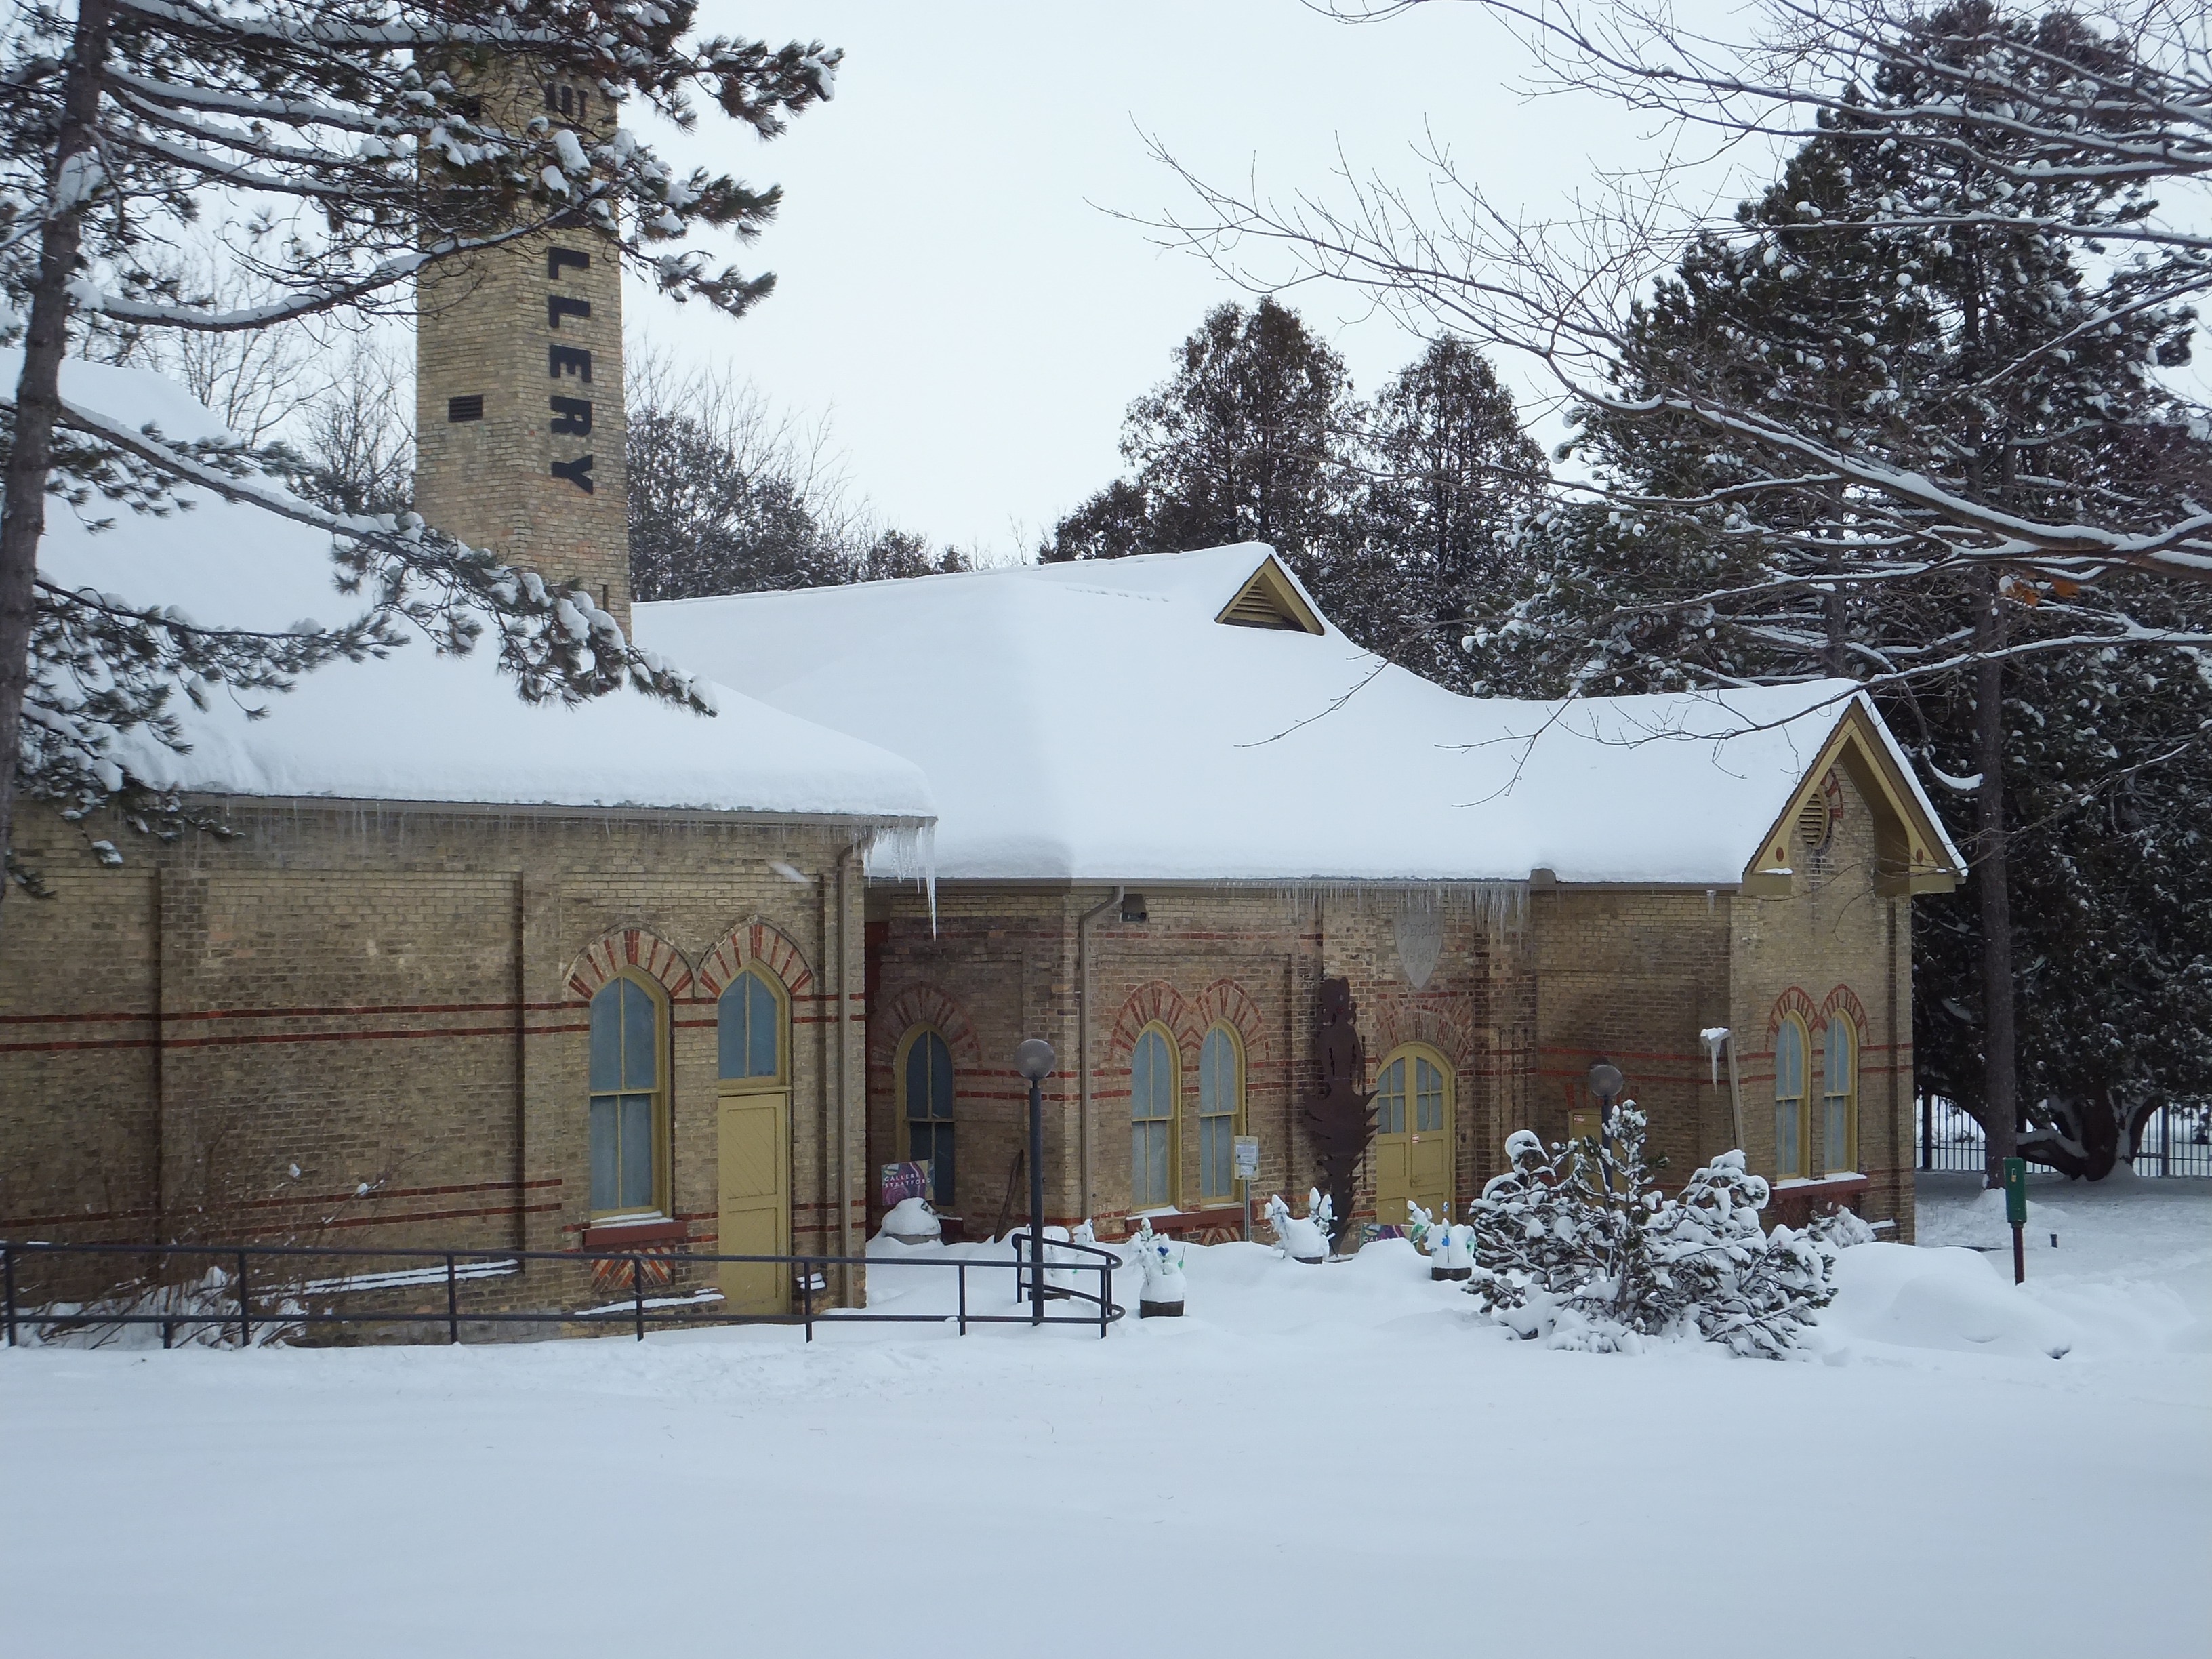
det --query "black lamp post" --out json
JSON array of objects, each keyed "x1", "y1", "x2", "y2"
[{"x1": 1013, "y1": 1037, "x2": 1057, "y2": 1326}]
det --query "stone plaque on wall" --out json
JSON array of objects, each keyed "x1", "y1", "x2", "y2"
[{"x1": 1395, "y1": 907, "x2": 1443, "y2": 990}]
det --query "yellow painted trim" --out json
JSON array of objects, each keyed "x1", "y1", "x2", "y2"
[
  {"x1": 1743, "y1": 702, "x2": 1960, "y2": 895},
  {"x1": 587, "y1": 968, "x2": 673, "y2": 1221},
  {"x1": 1772, "y1": 1012, "x2": 1814, "y2": 1182},
  {"x1": 1195, "y1": 1021, "x2": 1246, "y2": 1204},
  {"x1": 715, "y1": 964, "x2": 791, "y2": 1096},
  {"x1": 1214, "y1": 554, "x2": 1325, "y2": 635},
  {"x1": 1130, "y1": 1020, "x2": 1183, "y2": 1208},
  {"x1": 1819, "y1": 1010, "x2": 1860, "y2": 1176},
  {"x1": 1374, "y1": 1042, "x2": 1457, "y2": 1219}
]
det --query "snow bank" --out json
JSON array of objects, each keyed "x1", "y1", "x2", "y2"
[
  {"x1": 25, "y1": 353, "x2": 935, "y2": 823},
  {"x1": 1823, "y1": 1244, "x2": 2082, "y2": 1359}
]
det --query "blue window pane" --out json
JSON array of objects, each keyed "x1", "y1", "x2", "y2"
[
  {"x1": 928, "y1": 1033, "x2": 954, "y2": 1122},
  {"x1": 589, "y1": 1097, "x2": 618, "y2": 1210},
  {"x1": 621, "y1": 979, "x2": 656, "y2": 1090},
  {"x1": 1416, "y1": 1058, "x2": 1444, "y2": 1133},
  {"x1": 1827, "y1": 1097, "x2": 1851, "y2": 1170},
  {"x1": 590, "y1": 985, "x2": 621, "y2": 1093},
  {"x1": 1378, "y1": 1059, "x2": 1406, "y2": 1135},
  {"x1": 1776, "y1": 1022, "x2": 1805, "y2": 1100},
  {"x1": 1776, "y1": 1101, "x2": 1801, "y2": 1176},
  {"x1": 747, "y1": 974, "x2": 778, "y2": 1079},
  {"x1": 1827, "y1": 1018, "x2": 1853, "y2": 1093},
  {"x1": 619, "y1": 1094, "x2": 655, "y2": 1210}
]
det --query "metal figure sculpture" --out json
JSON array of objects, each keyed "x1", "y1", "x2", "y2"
[{"x1": 1303, "y1": 976, "x2": 1375, "y2": 1252}]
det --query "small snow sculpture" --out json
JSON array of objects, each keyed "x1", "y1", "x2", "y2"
[
  {"x1": 1408, "y1": 1200, "x2": 1474, "y2": 1279},
  {"x1": 1265, "y1": 1188, "x2": 1332, "y2": 1263},
  {"x1": 879, "y1": 1195, "x2": 941, "y2": 1245},
  {"x1": 1130, "y1": 1216, "x2": 1188, "y2": 1316}
]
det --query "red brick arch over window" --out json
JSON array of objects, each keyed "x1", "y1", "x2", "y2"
[
  {"x1": 1192, "y1": 979, "x2": 1270, "y2": 1063},
  {"x1": 1368, "y1": 1003, "x2": 1474, "y2": 1076},
  {"x1": 1765, "y1": 986, "x2": 1821, "y2": 1040},
  {"x1": 1107, "y1": 981, "x2": 1205, "y2": 1067},
  {"x1": 869, "y1": 984, "x2": 984, "y2": 1073},
  {"x1": 695, "y1": 920, "x2": 815, "y2": 1005},
  {"x1": 1820, "y1": 984, "x2": 1869, "y2": 1033},
  {"x1": 565, "y1": 927, "x2": 694, "y2": 1004}
]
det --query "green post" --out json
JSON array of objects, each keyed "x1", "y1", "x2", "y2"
[{"x1": 2003, "y1": 1156, "x2": 2028, "y2": 1283}]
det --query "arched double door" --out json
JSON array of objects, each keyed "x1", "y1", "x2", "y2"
[{"x1": 1372, "y1": 1044, "x2": 1454, "y2": 1227}]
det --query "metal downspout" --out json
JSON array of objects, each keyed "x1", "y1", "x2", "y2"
[
  {"x1": 836, "y1": 844, "x2": 860, "y2": 1300},
  {"x1": 1076, "y1": 886, "x2": 1124, "y2": 1222}
]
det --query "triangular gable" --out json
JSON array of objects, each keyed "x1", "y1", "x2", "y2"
[
  {"x1": 1214, "y1": 554, "x2": 1324, "y2": 634},
  {"x1": 1742, "y1": 701, "x2": 1961, "y2": 896}
]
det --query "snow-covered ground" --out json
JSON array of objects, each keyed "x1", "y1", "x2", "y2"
[{"x1": 5, "y1": 1176, "x2": 2205, "y2": 1658}]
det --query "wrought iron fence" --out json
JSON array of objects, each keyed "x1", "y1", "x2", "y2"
[
  {"x1": 1916, "y1": 1097, "x2": 2212, "y2": 1177},
  {"x1": 0, "y1": 1235, "x2": 1123, "y2": 1349}
]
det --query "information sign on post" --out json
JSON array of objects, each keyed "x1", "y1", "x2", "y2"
[
  {"x1": 1233, "y1": 1136, "x2": 1261, "y2": 1183},
  {"x1": 2003, "y1": 1156, "x2": 2028, "y2": 1284}
]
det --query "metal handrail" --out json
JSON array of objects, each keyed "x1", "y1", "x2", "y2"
[{"x1": 0, "y1": 1237, "x2": 1123, "y2": 1347}]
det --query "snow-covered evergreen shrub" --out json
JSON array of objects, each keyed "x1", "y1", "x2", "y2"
[{"x1": 1465, "y1": 1107, "x2": 1840, "y2": 1357}]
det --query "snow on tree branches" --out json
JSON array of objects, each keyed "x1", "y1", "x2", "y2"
[
  {"x1": 1465, "y1": 1108, "x2": 1843, "y2": 1357},
  {"x1": 0, "y1": 1, "x2": 845, "y2": 894}
]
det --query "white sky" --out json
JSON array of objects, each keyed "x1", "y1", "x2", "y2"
[{"x1": 626, "y1": 1, "x2": 1688, "y2": 560}]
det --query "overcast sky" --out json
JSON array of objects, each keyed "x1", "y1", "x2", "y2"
[{"x1": 625, "y1": 3, "x2": 1712, "y2": 559}]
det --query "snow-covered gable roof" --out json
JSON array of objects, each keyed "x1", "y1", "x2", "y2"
[
  {"x1": 28, "y1": 355, "x2": 933, "y2": 825},
  {"x1": 639, "y1": 544, "x2": 1963, "y2": 886}
]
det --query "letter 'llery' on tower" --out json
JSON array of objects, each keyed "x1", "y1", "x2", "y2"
[{"x1": 415, "y1": 53, "x2": 632, "y2": 630}]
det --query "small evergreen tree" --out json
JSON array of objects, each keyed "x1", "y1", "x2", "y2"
[{"x1": 1466, "y1": 1108, "x2": 1839, "y2": 1357}]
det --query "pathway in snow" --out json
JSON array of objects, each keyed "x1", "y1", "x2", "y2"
[{"x1": 4, "y1": 1175, "x2": 2205, "y2": 1659}]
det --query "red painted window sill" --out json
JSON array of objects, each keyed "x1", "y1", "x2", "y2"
[{"x1": 581, "y1": 1218, "x2": 689, "y2": 1250}]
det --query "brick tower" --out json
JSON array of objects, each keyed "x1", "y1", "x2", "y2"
[{"x1": 415, "y1": 57, "x2": 631, "y2": 630}]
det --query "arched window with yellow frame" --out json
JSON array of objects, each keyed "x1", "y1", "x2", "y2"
[
  {"x1": 588, "y1": 972, "x2": 668, "y2": 1218},
  {"x1": 1196, "y1": 1024, "x2": 1244, "y2": 1202},
  {"x1": 1130, "y1": 1023, "x2": 1179, "y2": 1209},
  {"x1": 896, "y1": 1025, "x2": 957, "y2": 1208},
  {"x1": 1774, "y1": 1014, "x2": 1812, "y2": 1179},
  {"x1": 1373, "y1": 1044, "x2": 1453, "y2": 1225},
  {"x1": 1822, "y1": 1012, "x2": 1858, "y2": 1175}
]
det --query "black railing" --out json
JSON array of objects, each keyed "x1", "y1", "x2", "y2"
[
  {"x1": 1917, "y1": 1097, "x2": 2212, "y2": 1177},
  {"x1": 0, "y1": 1236, "x2": 1123, "y2": 1349}
]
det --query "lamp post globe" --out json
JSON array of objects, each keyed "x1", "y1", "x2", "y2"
[
  {"x1": 1013, "y1": 1037, "x2": 1057, "y2": 1324},
  {"x1": 1587, "y1": 1061, "x2": 1624, "y2": 1108}
]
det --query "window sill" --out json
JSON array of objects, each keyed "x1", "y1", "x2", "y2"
[
  {"x1": 582, "y1": 1218, "x2": 688, "y2": 1250},
  {"x1": 1771, "y1": 1174, "x2": 1870, "y2": 1193}
]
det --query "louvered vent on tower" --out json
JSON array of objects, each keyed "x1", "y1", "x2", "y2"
[
  {"x1": 1214, "y1": 556, "x2": 1325, "y2": 634},
  {"x1": 1797, "y1": 792, "x2": 1832, "y2": 849}
]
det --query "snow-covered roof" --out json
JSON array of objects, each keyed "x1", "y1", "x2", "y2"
[
  {"x1": 640, "y1": 544, "x2": 1959, "y2": 886},
  {"x1": 28, "y1": 356, "x2": 934, "y2": 825}
]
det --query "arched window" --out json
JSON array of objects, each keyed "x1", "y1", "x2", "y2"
[
  {"x1": 718, "y1": 968, "x2": 783, "y2": 1085},
  {"x1": 1823, "y1": 1013, "x2": 1858, "y2": 1174},
  {"x1": 901, "y1": 1027, "x2": 956, "y2": 1207},
  {"x1": 1197, "y1": 1025, "x2": 1244, "y2": 1201},
  {"x1": 1374, "y1": 1045, "x2": 1454, "y2": 1223},
  {"x1": 1130, "y1": 1025, "x2": 1179, "y2": 1208},
  {"x1": 1774, "y1": 1016, "x2": 1811, "y2": 1180},
  {"x1": 589, "y1": 973, "x2": 666, "y2": 1217}
]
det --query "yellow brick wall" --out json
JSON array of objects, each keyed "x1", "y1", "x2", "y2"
[{"x1": 0, "y1": 800, "x2": 870, "y2": 1294}]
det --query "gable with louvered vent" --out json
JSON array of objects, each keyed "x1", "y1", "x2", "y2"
[{"x1": 1214, "y1": 556, "x2": 1324, "y2": 634}]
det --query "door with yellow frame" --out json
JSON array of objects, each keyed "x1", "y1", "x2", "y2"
[
  {"x1": 716, "y1": 967, "x2": 790, "y2": 1315},
  {"x1": 1373, "y1": 1045, "x2": 1454, "y2": 1230}
]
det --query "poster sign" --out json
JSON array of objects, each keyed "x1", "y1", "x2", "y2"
[
  {"x1": 880, "y1": 1161, "x2": 930, "y2": 1206},
  {"x1": 1233, "y1": 1136, "x2": 1261, "y2": 1182}
]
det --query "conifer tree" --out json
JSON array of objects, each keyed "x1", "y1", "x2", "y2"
[
  {"x1": 0, "y1": 0, "x2": 843, "y2": 904},
  {"x1": 1474, "y1": 9, "x2": 2212, "y2": 1179}
]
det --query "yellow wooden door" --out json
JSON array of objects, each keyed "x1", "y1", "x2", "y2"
[
  {"x1": 1373, "y1": 1049, "x2": 1454, "y2": 1230},
  {"x1": 718, "y1": 1091, "x2": 788, "y2": 1315}
]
